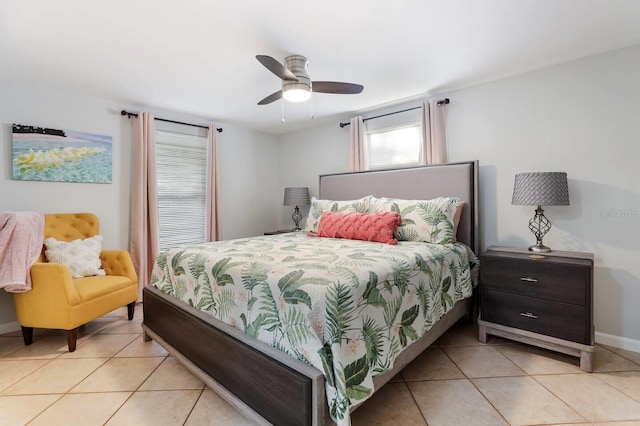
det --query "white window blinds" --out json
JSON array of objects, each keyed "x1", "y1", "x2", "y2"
[
  {"x1": 366, "y1": 124, "x2": 421, "y2": 170},
  {"x1": 155, "y1": 130, "x2": 207, "y2": 252}
]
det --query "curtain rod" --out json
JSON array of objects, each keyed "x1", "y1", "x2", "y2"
[
  {"x1": 339, "y1": 98, "x2": 450, "y2": 128},
  {"x1": 120, "y1": 110, "x2": 222, "y2": 133}
]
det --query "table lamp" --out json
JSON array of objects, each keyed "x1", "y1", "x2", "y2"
[
  {"x1": 512, "y1": 172, "x2": 569, "y2": 252},
  {"x1": 283, "y1": 187, "x2": 310, "y2": 231}
]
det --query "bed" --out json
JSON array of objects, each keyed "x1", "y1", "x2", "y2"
[{"x1": 142, "y1": 160, "x2": 479, "y2": 426}]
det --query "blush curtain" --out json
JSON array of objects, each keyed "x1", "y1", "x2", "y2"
[
  {"x1": 348, "y1": 116, "x2": 367, "y2": 172},
  {"x1": 421, "y1": 99, "x2": 448, "y2": 164},
  {"x1": 205, "y1": 125, "x2": 221, "y2": 242},
  {"x1": 129, "y1": 112, "x2": 160, "y2": 301}
]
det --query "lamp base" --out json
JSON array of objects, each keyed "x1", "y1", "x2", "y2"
[
  {"x1": 527, "y1": 206, "x2": 553, "y2": 253},
  {"x1": 291, "y1": 206, "x2": 302, "y2": 232},
  {"x1": 528, "y1": 243, "x2": 551, "y2": 253}
]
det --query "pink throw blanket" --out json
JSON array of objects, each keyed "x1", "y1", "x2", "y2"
[{"x1": 0, "y1": 211, "x2": 44, "y2": 293}]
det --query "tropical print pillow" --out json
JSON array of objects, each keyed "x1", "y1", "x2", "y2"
[
  {"x1": 303, "y1": 196, "x2": 371, "y2": 233},
  {"x1": 369, "y1": 196, "x2": 461, "y2": 244}
]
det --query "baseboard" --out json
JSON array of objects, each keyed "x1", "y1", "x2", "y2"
[
  {"x1": 0, "y1": 321, "x2": 20, "y2": 335},
  {"x1": 595, "y1": 331, "x2": 640, "y2": 353}
]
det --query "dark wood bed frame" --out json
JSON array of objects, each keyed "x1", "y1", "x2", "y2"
[{"x1": 142, "y1": 161, "x2": 479, "y2": 425}]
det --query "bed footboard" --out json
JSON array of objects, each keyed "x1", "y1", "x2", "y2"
[
  {"x1": 143, "y1": 286, "x2": 329, "y2": 426},
  {"x1": 143, "y1": 286, "x2": 473, "y2": 425}
]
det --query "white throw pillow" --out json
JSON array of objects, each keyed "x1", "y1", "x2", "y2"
[{"x1": 44, "y1": 235, "x2": 106, "y2": 278}]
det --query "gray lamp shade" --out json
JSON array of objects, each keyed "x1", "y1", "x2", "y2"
[
  {"x1": 283, "y1": 187, "x2": 310, "y2": 206},
  {"x1": 512, "y1": 172, "x2": 569, "y2": 206}
]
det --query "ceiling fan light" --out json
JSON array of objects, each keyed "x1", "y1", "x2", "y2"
[{"x1": 282, "y1": 84, "x2": 311, "y2": 102}]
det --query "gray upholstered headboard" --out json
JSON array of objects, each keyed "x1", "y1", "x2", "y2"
[{"x1": 319, "y1": 161, "x2": 479, "y2": 254}]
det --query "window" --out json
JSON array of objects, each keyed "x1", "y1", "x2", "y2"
[
  {"x1": 155, "y1": 129, "x2": 208, "y2": 251},
  {"x1": 366, "y1": 123, "x2": 421, "y2": 170}
]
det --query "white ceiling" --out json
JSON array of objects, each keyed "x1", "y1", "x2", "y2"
[{"x1": 2, "y1": 0, "x2": 640, "y2": 134}]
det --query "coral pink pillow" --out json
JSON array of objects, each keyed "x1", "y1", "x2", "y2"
[{"x1": 310, "y1": 211, "x2": 402, "y2": 245}]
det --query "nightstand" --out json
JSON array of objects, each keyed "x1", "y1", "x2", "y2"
[
  {"x1": 478, "y1": 246, "x2": 595, "y2": 372},
  {"x1": 264, "y1": 230, "x2": 295, "y2": 235}
]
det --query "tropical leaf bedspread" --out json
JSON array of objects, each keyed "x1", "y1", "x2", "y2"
[{"x1": 149, "y1": 233, "x2": 478, "y2": 425}]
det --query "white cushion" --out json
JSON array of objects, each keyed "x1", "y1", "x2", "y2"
[{"x1": 44, "y1": 235, "x2": 106, "y2": 278}]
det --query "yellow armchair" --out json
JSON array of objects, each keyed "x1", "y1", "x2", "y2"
[{"x1": 12, "y1": 213, "x2": 138, "y2": 352}]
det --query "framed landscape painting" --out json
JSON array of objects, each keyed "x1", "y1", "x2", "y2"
[{"x1": 12, "y1": 124, "x2": 112, "y2": 183}]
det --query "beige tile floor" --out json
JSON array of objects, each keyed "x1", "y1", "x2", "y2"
[{"x1": 1, "y1": 306, "x2": 640, "y2": 426}]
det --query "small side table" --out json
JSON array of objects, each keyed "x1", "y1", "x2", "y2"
[
  {"x1": 478, "y1": 246, "x2": 595, "y2": 372},
  {"x1": 264, "y1": 230, "x2": 295, "y2": 235}
]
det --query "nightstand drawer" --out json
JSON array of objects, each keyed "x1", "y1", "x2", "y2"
[
  {"x1": 481, "y1": 256, "x2": 588, "y2": 305},
  {"x1": 481, "y1": 289, "x2": 589, "y2": 344}
]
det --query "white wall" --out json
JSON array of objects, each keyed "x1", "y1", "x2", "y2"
[
  {"x1": 217, "y1": 124, "x2": 281, "y2": 239},
  {"x1": 276, "y1": 44, "x2": 640, "y2": 349},
  {"x1": 277, "y1": 120, "x2": 350, "y2": 228},
  {"x1": 448, "y1": 44, "x2": 640, "y2": 348},
  {"x1": 0, "y1": 81, "x2": 280, "y2": 331}
]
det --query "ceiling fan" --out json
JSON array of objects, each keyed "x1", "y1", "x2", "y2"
[{"x1": 256, "y1": 54, "x2": 364, "y2": 105}]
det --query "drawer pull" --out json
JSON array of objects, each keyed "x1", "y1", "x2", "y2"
[
  {"x1": 520, "y1": 277, "x2": 538, "y2": 283},
  {"x1": 520, "y1": 312, "x2": 538, "y2": 319}
]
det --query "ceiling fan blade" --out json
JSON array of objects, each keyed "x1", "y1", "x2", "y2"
[
  {"x1": 257, "y1": 90, "x2": 283, "y2": 105},
  {"x1": 312, "y1": 81, "x2": 364, "y2": 94},
  {"x1": 256, "y1": 55, "x2": 298, "y2": 81}
]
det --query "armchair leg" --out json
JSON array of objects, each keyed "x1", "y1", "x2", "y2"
[
  {"x1": 21, "y1": 326, "x2": 34, "y2": 346},
  {"x1": 127, "y1": 301, "x2": 136, "y2": 320},
  {"x1": 66, "y1": 328, "x2": 79, "y2": 352}
]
